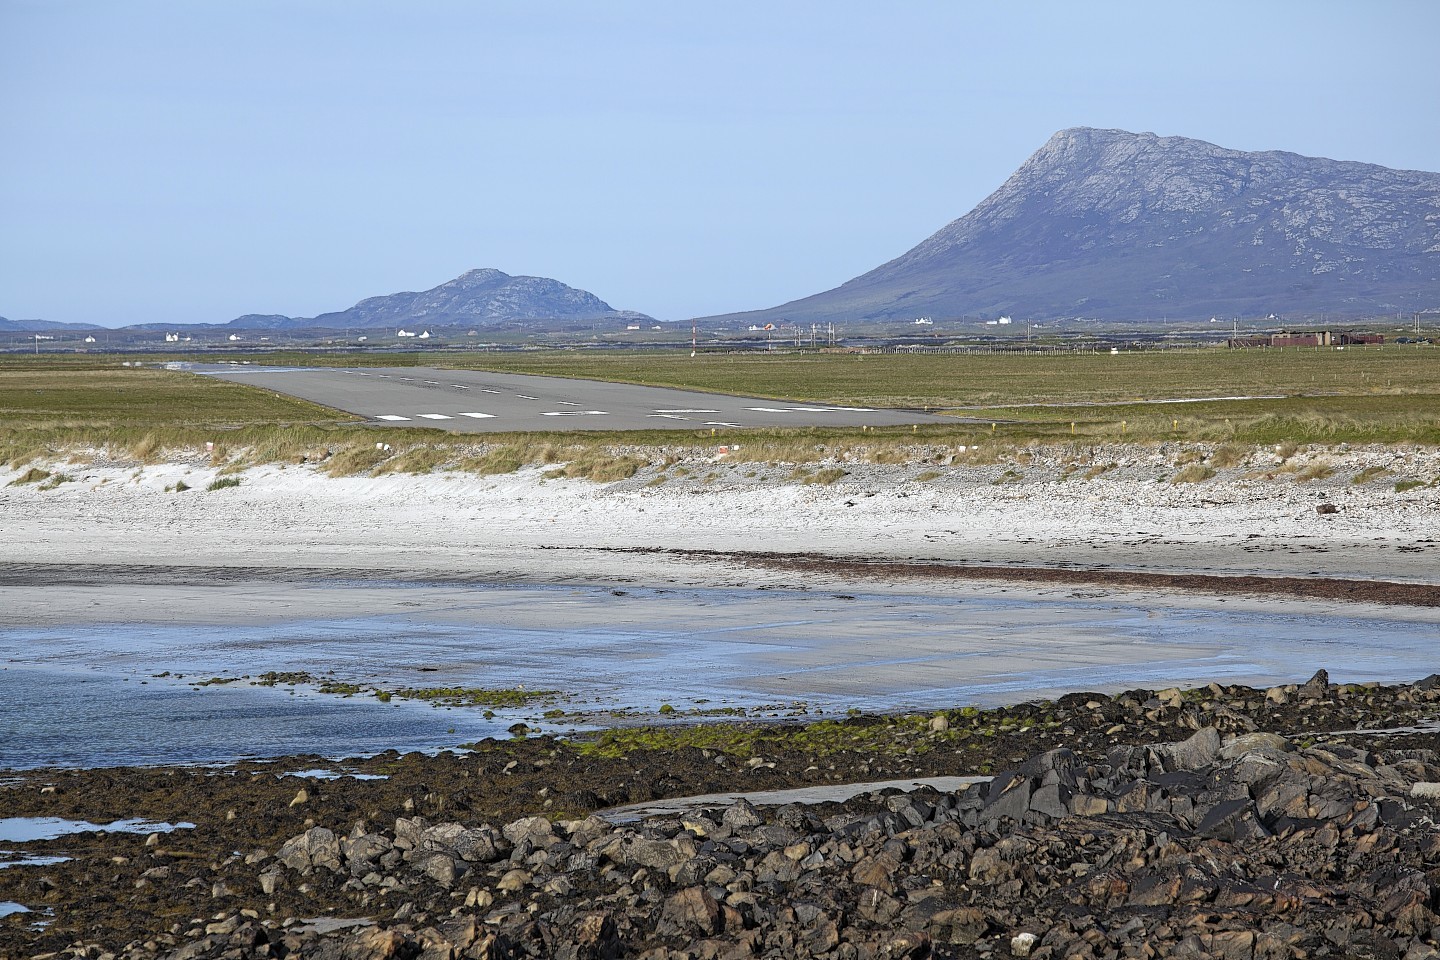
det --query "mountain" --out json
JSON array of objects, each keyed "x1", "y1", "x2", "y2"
[
  {"x1": 0, "y1": 316, "x2": 103, "y2": 332},
  {"x1": 284, "y1": 268, "x2": 649, "y2": 330},
  {"x1": 700, "y1": 128, "x2": 1440, "y2": 324}
]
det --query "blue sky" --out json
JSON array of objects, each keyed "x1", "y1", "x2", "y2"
[{"x1": 3, "y1": 1, "x2": 1438, "y2": 326}]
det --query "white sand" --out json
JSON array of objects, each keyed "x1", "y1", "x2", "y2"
[{"x1": 2, "y1": 442, "x2": 1436, "y2": 587}]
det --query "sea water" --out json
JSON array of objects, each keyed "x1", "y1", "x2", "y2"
[{"x1": 2, "y1": 580, "x2": 1435, "y2": 770}]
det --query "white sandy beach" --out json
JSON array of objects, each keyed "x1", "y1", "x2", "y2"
[{"x1": 2, "y1": 442, "x2": 1436, "y2": 588}]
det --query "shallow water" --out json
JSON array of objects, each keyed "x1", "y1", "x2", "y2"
[
  {"x1": 0, "y1": 853, "x2": 71, "y2": 869},
  {"x1": 0, "y1": 901, "x2": 28, "y2": 918},
  {"x1": 2, "y1": 580, "x2": 1436, "y2": 769},
  {"x1": 0, "y1": 817, "x2": 193, "y2": 843}
]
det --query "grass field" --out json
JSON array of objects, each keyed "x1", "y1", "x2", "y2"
[
  {"x1": 1, "y1": 346, "x2": 1437, "y2": 470},
  {"x1": 18, "y1": 344, "x2": 1425, "y2": 408}
]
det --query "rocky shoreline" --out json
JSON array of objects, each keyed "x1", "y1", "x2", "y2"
[{"x1": 4, "y1": 672, "x2": 1440, "y2": 959}]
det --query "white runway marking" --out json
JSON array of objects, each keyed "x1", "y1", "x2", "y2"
[
  {"x1": 557, "y1": 400, "x2": 580, "y2": 405},
  {"x1": 375, "y1": 415, "x2": 411, "y2": 421},
  {"x1": 746, "y1": 406, "x2": 874, "y2": 414},
  {"x1": 423, "y1": 380, "x2": 439, "y2": 385},
  {"x1": 458, "y1": 412, "x2": 496, "y2": 419},
  {"x1": 656, "y1": 409, "x2": 719, "y2": 414},
  {"x1": 704, "y1": 421, "x2": 743, "y2": 427},
  {"x1": 648, "y1": 414, "x2": 690, "y2": 420},
  {"x1": 541, "y1": 410, "x2": 608, "y2": 417},
  {"x1": 516, "y1": 395, "x2": 540, "y2": 400},
  {"x1": 481, "y1": 389, "x2": 501, "y2": 394},
  {"x1": 418, "y1": 413, "x2": 454, "y2": 420},
  {"x1": 451, "y1": 385, "x2": 468, "y2": 389}
]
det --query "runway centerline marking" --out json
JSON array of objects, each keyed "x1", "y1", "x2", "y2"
[
  {"x1": 516, "y1": 395, "x2": 540, "y2": 400},
  {"x1": 541, "y1": 410, "x2": 608, "y2": 417},
  {"x1": 648, "y1": 414, "x2": 690, "y2": 420},
  {"x1": 557, "y1": 400, "x2": 580, "y2": 405},
  {"x1": 656, "y1": 409, "x2": 719, "y2": 414}
]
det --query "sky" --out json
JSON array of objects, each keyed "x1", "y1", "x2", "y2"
[{"x1": 3, "y1": 1, "x2": 1439, "y2": 327}]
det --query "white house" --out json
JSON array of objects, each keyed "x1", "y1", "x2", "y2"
[{"x1": 396, "y1": 329, "x2": 416, "y2": 338}]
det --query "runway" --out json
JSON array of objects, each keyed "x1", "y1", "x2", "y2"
[{"x1": 191, "y1": 363, "x2": 958, "y2": 432}]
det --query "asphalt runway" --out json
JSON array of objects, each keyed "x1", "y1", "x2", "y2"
[{"x1": 191, "y1": 364, "x2": 958, "y2": 432}]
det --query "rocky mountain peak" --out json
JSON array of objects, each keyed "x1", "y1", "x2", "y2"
[{"x1": 701, "y1": 128, "x2": 1440, "y2": 323}]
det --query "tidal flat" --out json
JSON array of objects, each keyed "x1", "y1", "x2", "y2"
[{"x1": 3, "y1": 577, "x2": 1438, "y2": 770}]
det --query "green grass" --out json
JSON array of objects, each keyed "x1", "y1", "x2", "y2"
[
  {"x1": 0, "y1": 367, "x2": 351, "y2": 426},
  {"x1": 3, "y1": 349, "x2": 1439, "y2": 467},
  {"x1": 205, "y1": 476, "x2": 242, "y2": 491}
]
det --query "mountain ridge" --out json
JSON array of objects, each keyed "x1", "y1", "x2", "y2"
[
  {"x1": 699, "y1": 127, "x2": 1440, "y2": 324},
  {"x1": 4, "y1": 269, "x2": 650, "y2": 333}
]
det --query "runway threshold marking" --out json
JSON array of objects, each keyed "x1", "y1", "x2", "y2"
[
  {"x1": 541, "y1": 410, "x2": 608, "y2": 417},
  {"x1": 418, "y1": 413, "x2": 454, "y2": 420},
  {"x1": 458, "y1": 412, "x2": 496, "y2": 419},
  {"x1": 516, "y1": 394, "x2": 540, "y2": 400},
  {"x1": 557, "y1": 400, "x2": 580, "y2": 405},
  {"x1": 704, "y1": 421, "x2": 743, "y2": 427},
  {"x1": 648, "y1": 414, "x2": 690, "y2": 421},
  {"x1": 375, "y1": 415, "x2": 411, "y2": 421}
]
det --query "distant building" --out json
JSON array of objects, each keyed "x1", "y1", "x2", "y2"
[
  {"x1": 1227, "y1": 330, "x2": 1384, "y2": 349},
  {"x1": 84, "y1": 335, "x2": 97, "y2": 343},
  {"x1": 396, "y1": 329, "x2": 416, "y2": 337}
]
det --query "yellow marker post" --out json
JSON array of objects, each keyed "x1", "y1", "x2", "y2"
[
  {"x1": 1071, "y1": 421, "x2": 1076, "y2": 435},
  {"x1": 1173, "y1": 418, "x2": 1178, "y2": 432},
  {"x1": 991, "y1": 422, "x2": 996, "y2": 433},
  {"x1": 1121, "y1": 420, "x2": 1127, "y2": 434}
]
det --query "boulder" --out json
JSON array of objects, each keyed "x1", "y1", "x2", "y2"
[{"x1": 1169, "y1": 727, "x2": 1221, "y2": 770}]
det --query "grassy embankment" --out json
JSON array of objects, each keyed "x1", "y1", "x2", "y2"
[{"x1": 1, "y1": 349, "x2": 1437, "y2": 481}]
